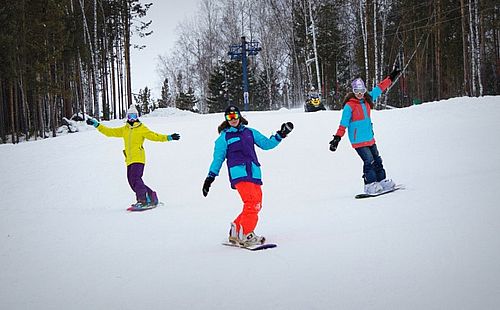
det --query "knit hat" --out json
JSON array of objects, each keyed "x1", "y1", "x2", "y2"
[
  {"x1": 224, "y1": 105, "x2": 240, "y2": 116},
  {"x1": 127, "y1": 105, "x2": 139, "y2": 115},
  {"x1": 127, "y1": 105, "x2": 139, "y2": 121},
  {"x1": 351, "y1": 78, "x2": 366, "y2": 93}
]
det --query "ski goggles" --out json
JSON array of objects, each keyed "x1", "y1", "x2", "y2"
[
  {"x1": 225, "y1": 112, "x2": 240, "y2": 121},
  {"x1": 353, "y1": 88, "x2": 366, "y2": 95},
  {"x1": 127, "y1": 113, "x2": 138, "y2": 121}
]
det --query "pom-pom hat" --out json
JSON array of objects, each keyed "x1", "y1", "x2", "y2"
[{"x1": 127, "y1": 105, "x2": 139, "y2": 121}]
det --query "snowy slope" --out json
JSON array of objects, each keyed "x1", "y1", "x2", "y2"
[{"x1": 1, "y1": 96, "x2": 499, "y2": 310}]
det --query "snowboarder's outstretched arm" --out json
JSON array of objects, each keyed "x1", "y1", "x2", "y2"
[
  {"x1": 251, "y1": 122, "x2": 294, "y2": 150},
  {"x1": 141, "y1": 124, "x2": 174, "y2": 142},
  {"x1": 86, "y1": 118, "x2": 124, "y2": 138},
  {"x1": 369, "y1": 67, "x2": 401, "y2": 101}
]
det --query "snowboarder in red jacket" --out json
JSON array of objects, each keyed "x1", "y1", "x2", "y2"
[{"x1": 329, "y1": 68, "x2": 401, "y2": 195}]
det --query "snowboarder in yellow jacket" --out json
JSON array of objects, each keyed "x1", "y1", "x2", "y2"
[{"x1": 86, "y1": 105, "x2": 180, "y2": 209}]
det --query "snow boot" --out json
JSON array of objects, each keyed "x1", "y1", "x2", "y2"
[
  {"x1": 364, "y1": 182, "x2": 383, "y2": 195},
  {"x1": 379, "y1": 179, "x2": 396, "y2": 191},
  {"x1": 131, "y1": 200, "x2": 149, "y2": 209},
  {"x1": 147, "y1": 191, "x2": 159, "y2": 206},
  {"x1": 228, "y1": 222, "x2": 241, "y2": 245},
  {"x1": 241, "y1": 232, "x2": 265, "y2": 247}
]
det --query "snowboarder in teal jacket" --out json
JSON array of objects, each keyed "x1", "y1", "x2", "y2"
[{"x1": 202, "y1": 105, "x2": 294, "y2": 247}]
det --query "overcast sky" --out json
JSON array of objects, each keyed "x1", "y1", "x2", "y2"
[{"x1": 130, "y1": 0, "x2": 200, "y2": 99}]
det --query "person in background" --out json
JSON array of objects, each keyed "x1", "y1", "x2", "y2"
[
  {"x1": 308, "y1": 86, "x2": 320, "y2": 99},
  {"x1": 202, "y1": 105, "x2": 293, "y2": 247},
  {"x1": 86, "y1": 105, "x2": 180, "y2": 209}
]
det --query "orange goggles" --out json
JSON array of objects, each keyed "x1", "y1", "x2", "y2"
[{"x1": 225, "y1": 112, "x2": 240, "y2": 121}]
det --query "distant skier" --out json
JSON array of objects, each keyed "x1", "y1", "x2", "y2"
[
  {"x1": 329, "y1": 68, "x2": 401, "y2": 195},
  {"x1": 308, "y1": 86, "x2": 320, "y2": 100},
  {"x1": 202, "y1": 105, "x2": 293, "y2": 247},
  {"x1": 86, "y1": 105, "x2": 180, "y2": 209},
  {"x1": 305, "y1": 86, "x2": 326, "y2": 112}
]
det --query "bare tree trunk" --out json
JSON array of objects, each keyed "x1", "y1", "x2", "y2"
[
  {"x1": 118, "y1": 39, "x2": 125, "y2": 118},
  {"x1": 92, "y1": 0, "x2": 100, "y2": 117},
  {"x1": 124, "y1": 1, "x2": 133, "y2": 109},
  {"x1": 33, "y1": 85, "x2": 40, "y2": 140},
  {"x1": 373, "y1": 0, "x2": 379, "y2": 82},
  {"x1": 38, "y1": 91, "x2": 45, "y2": 139},
  {"x1": 493, "y1": 6, "x2": 500, "y2": 94},
  {"x1": 474, "y1": 0, "x2": 483, "y2": 95},
  {"x1": 50, "y1": 62, "x2": 57, "y2": 138},
  {"x1": 7, "y1": 80, "x2": 16, "y2": 143},
  {"x1": 468, "y1": 0, "x2": 477, "y2": 95},
  {"x1": 14, "y1": 81, "x2": 21, "y2": 142},
  {"x1": 78, "y1": 0, "x2": 99, "y2": 117},
  {"x1": 9, "y1": 81, "x2": 16, "y2": 143},
  {"x1": 308, "y1": 0, "x2": 321, "y2": 93},
  {"x1": 0, "y1": 80, "x2": 5, "y2": 143},
  {"x1": 359, "y1": 0, "x2": 369, "y2": 84},
  {"x1": 75, "y1": 54, "x2": 83, "y2": 115},
  {"x1": 435, "y1": 0, "x2": 442, "y2": 99},
  {"x1": 18, "y1": 71, "x2": 30, "y2": 140},
  {"x1": 460, "y1": 0, "x2": 470, "y2": 96},
  {"x1": 111, "y1": 50, "x2": 117, "y2": 119}
]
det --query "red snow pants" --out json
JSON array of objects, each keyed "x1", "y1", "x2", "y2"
[{"x1": 233, "y1": 182, "x2": 263, "y2": 235}]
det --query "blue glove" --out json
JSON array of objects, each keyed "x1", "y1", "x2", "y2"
[
  {"x1": 86, "y1": 118, "x2": 99, "y2": 128},
  {"x1": 168, "y1": 133, "x2": 180, "y2": 141}
]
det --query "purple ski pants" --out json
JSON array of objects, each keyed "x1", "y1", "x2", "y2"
[{"x1": 127, "y1": 163, "x2": 153, "y2": 202}]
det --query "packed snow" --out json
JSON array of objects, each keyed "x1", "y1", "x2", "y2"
[{"x1": 1, "y1": 96, "x2": 499, "y2": 310}]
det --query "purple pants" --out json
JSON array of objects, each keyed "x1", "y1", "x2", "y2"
[{"x1": 127, "y1": 163, "x2": 153, "y2": 202}]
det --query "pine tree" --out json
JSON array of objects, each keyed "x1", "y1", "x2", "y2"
[
  {"x1": 206, "y1": 65, "x2": 228, "y2": 113},
  {"x1": 158, "y1": 78, "x2": 170, "y2": 108},
  {"x1": 206, "y1": 61, "x2": 243, "y2": 112},
  {"x1": 175, "y1": 87, "x2": 198, "y2": 111},
  {"x1": 134, "y1": 86, "x2": 153, "y2": 114}
]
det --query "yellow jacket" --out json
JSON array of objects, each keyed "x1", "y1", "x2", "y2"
[{"x1": 97, "y1": 121, "x2": 168, "y2": 166}]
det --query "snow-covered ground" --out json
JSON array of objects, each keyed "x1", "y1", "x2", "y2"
[{"x1": 1, "y1": 96, "x2": 499, "y2": 310}]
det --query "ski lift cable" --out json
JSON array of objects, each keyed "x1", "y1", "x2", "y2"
[{"x1": 385, "y1": 8, "x2": 436, "y2": 95}]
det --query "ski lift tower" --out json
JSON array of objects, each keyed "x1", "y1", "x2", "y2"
[{"x1": 228, "y1": 36, "x2": 262, "y2": 111}]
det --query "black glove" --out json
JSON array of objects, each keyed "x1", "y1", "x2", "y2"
[
  {"x1": 329, "y1": 135, "x2": 341, "y2": 152},
  {"x1": 169, "y1": 133, "x2": 180, "y2": 141},
  {"x1": 202, "y1": 175, "x2": 215, "y2": 197},
  {"x1": 388, "y1": 67, "x2": 401, "y2": 81},
  {"x1": 277, "y1": 122, "x2": 294, "y2": 138}
]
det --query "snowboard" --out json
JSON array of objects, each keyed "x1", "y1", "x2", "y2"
[
  {"x1": 127, "y1": 202, "x2": 164, "y2": 212},
  {"x1": 355, "y1": 184, "x2": 404, "y2": 199},
  {"x1": 222, "y1": 242, "x2": 277, "y2": 251}
]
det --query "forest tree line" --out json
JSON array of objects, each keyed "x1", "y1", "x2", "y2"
[
  {"x1": 1, "y1": 0, "x2": 499, "y2": 144},
  {"x1": 0, "y1": 0, "x2": 151, "y2": 143}
]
